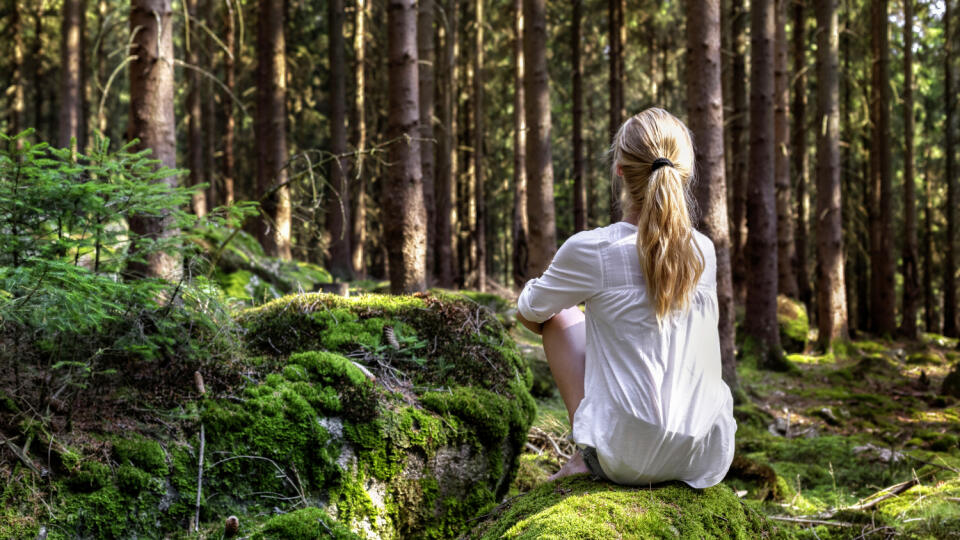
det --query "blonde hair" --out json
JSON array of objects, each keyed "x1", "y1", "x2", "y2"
[{"x1": 611, "y1": 108, "x2": 703, "y2": 320}]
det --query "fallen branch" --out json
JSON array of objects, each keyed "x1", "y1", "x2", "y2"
[
  {"x1": 767, "y1": 515, "x2": 856, "y2": 527},
  {"x1": 846, "y1": 478, "x2": 918, "y2": 512},
  {"x1": 0, "y1": 430, "x2": 44, "y2": 477}
]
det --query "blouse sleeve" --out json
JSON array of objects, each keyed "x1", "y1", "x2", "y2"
[{"x1": 517, "y1": 231, "x2": 600, "y2": 324}]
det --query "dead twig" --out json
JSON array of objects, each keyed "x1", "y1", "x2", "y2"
[{"x1": 767, "y1": 515, "x2": 856, "y2": 527}]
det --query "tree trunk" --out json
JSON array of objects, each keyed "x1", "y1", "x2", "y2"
[
  {"x1": 815, "y1": 0, "x2": 848, "y2": 347},
  {"x1": 434, "y1": 0, "x2": 456, "y2": 287},
  {"x1": 385, "y1": 0, "x2": 427, "y2": 293},
  {"x1": 729, "y1": 0, "x2": 749, "y2": 304},
  {"x1": 686, "y1": 0, "x2": 738, "y2": 389},
  {"x1": 202, "y1": 0, "x2": 217, "y2": 208},
  {"x1": 607, "y1": 0, "x2": 624, "y2": 223},
  {"x1": 419, "y1": 0, "x2": 436, "y2": 284},
  {"x1": 944, "y1": 0, "x2": 958, "y2": 336},
  {"x1": 572, "y1": 0, "x2": 586, "y2": 233},
  {"x1": 127, "y1": 0, "x2": 179, "y2": 280},
  {"x1": 512, "y1": 0, "x2": 528, "y2": 288},
  {"x1": 59, "y1": 0, "x2": 85, "y2": 150},
  {"x1": 186, "y1": 0, "x2": 207, "y2": 216},
  {"x1": 350, "y1": 0, "x2": 368, "y2": 279},
  {"x1": 900, "y1": 0, "x2": 919, "y2": 338},
  {"x1": 223, "y1": 0, "x2": 236, "y2": 204},
  {"x1": 327, "y1": 0, "x2": 353, "y2": 279},
  {"x1": 774, "y1": 0, "x2": 797, "y2": 298},
  {"x1": 791, "y1": 0, "x2": 811, "y2": 312},
  {"x1": 473, "y1": 0, "x2": 486, "y2": 291},
  {"x1": 523, "y1": 0, "x2": 557, "y2": 277},
  {"x1": 923, "y1": 152, "x2": 937, "y2": 332},
  {"x1": 745, "y1": 0, "x2": 784, "y2": 366},
  {"x1": 255, "y1": 0, "x2": 292, "y2": 259},
  {"x1": 868, "y1": 0, "x2": 896, "y2": 335},
  {"x1": 10, "y1": 0, "x2": 25, "y2": 137}
]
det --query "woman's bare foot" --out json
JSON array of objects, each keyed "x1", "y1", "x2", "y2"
[{"x1": 548, "y1": 452, "x2": 590, "y2": 482}]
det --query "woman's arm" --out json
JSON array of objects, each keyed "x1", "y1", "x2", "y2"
[{"x1": 516, "y1": 311, "x2": 544, "y2": 335}]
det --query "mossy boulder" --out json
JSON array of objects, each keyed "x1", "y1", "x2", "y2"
[
  {"x1": 777, "y1": 295, "x2": 808, "y2": 354},
  {"x1": 37, "y1": 292, "x2": 534, "y2": 539},
  {"x1": 219, "y1": 292, "x2": 534, "y2": 538},
  {"x1": 464, "y1": 476, "x2": 772, "y2": 539}
]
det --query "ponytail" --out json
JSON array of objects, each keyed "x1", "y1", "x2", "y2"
[
  {"x1": 612, "y1": 108, "x2": 704, "y2": 321},
  {"x1": 636, "y1": 165, "x2": 704, "y2": 320}
]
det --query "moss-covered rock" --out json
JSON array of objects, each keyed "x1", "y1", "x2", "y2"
[
  {"x1": 27, "y1": 292, "x2": 534, "y2": 539},
  {"x1": 777, "y1": 295, "x2": 808, "y2": 354},
  {"x1": 464, "y1": 476, "x2": 772, "y2": 539}
]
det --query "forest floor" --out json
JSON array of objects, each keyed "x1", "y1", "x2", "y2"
[{"x1": 507, "y1": 314, "x2": 960, "y2": 539}]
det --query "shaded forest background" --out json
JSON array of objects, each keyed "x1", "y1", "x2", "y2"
[{"x1": 1, "y1": 0, "x2": 959, "y2": 378}]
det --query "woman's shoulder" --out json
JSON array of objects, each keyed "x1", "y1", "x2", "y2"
[{"x1": 691, "y1": 230, "x2": 717, "y2": 260}]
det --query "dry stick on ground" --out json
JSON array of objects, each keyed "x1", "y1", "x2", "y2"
[
  {"x1": 194, "y1": 371, "x2": 206, "y2": 532},
  {"x1": 846, "y1": 478, "x2": 919, "y2": 511},
  {"x1": 767, "y1": 516, "x2": 857, "y2": 527}
]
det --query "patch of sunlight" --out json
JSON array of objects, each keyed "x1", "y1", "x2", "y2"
[
  {"x1": 786, "y1": 352, "x2": 836, "y2": 365},
  {"x1": 912, "y1": 408, "x2": 960, "y2": 424},
  {"x1": 851, "y1": 339, "x2": 890, "y2": 354},
  {"x1": 922, "y1": 332, "x2": 959, "y2": 348}
]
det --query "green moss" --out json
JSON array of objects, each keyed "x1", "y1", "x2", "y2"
[
  {"x1": 113, "y1": 436, "x2": 167, "y2": 477},
  {"x1": 466, "y1": 477, "x2": 771, "y2": 539},
  {"x1": 253, "y1": 507, "x2": 360, "y2": 539},
  {"x1": 906, "y1": 350, "x2": 943, "y2": 365},
  {"x1": 115, "y1": 464, "x2": 153, "y2": 494},
  {"x1": 777, "y1": 295, "x2": 809, "y2": 353},
  {"x1": 63, "y1": 461, "x2": 112, "y2": 493}
]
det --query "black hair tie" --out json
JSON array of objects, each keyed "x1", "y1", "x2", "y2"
[{"x1": 651, "y1": 157, "x2": 674, "y2": 172}]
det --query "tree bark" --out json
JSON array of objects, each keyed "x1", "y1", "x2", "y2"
[
  {"x1": 923, "y1": 153, "x2": 937, "y2": 332},
  {"x1": 512, "y1": 0, "x2": 528, "y2": 288},
  {"x1": 202, "y1": 0, "x2": 217, "y2": 207},
  {"x1": 127, "y1": 0, "x2": 179, "y2": 280},
  {"x1": 385, "y1": 0, "x2": 427, "y2": 293},
  {"x1": 59, "y1": 0, "x2": 85, "y2": 150},
  {"x1": 186, "y1": 0, "x2": 207, "y2": 216},
  {"x1": 351, "y1": 0, "x2": 368, "y2": 279},
  {"x1": 900, "y1": 0, "x2": 919, "y2": 338},
  {"x1": 10, "y1": 0, "x2": 25, "y2": 137},
  {"x1": 434, "y1": 0, "x2": 456, "y2": 287},
  {"x1": 223, "y1": 0, "x2": 236, "y2": 203},
  {"x1": 815, "y1": 0, "x2": 849, "y2": 347},
  {"x1": 791, "y1": 0, "x2": 811, "y2": 312},
  {"x1": 774, "y1": 0, "x2": 797, "y2": 298},
  {"x1": 473, "y1": 0, "x2": 486, "y2": 291},
  {"x1": 326, "y1": 0, "x2": 353, "y2": 279},
  {"x1": 868, "y1": 0, "x2": 896, "y2": 336},
  {"x1": 745, "y1": 0, "x2": 784, "y2": 365},
  {"x1": 572, "y1": 0, "x2": 586, "y2": 233},
  {"x1": 944, "y1": 0, "x2": 958, "y2": 336},
  {"x1": 523, "y1": 0, "x2": 557, "y2": 277},
  {"x1": 686, "y1": 0, "x2": 738, "y2": 389},
  {"x1": 255, "y1": 0, "x2": 292, "y2": 260},
  {"x1": 607, "y1": 0, "x2": 624, "y2": 223},
  {"x1": 729, "y1": 0, "x2": 749, "y2": 304},
  {"x1": 419, "y1": 0, "x2": 436, "y2": 284}
]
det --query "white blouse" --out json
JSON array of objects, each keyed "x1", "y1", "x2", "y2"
[{"x1": 517, "y1": 221, "x2": 736, "y2": 488}]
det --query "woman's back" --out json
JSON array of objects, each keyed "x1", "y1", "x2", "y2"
[{"x1": 518, "y1": 221, "x2": 736, "y2": 488}]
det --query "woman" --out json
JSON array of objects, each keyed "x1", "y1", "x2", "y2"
[{"x1": 516, "y1": 108, "x2": 736, "y2": 488}]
